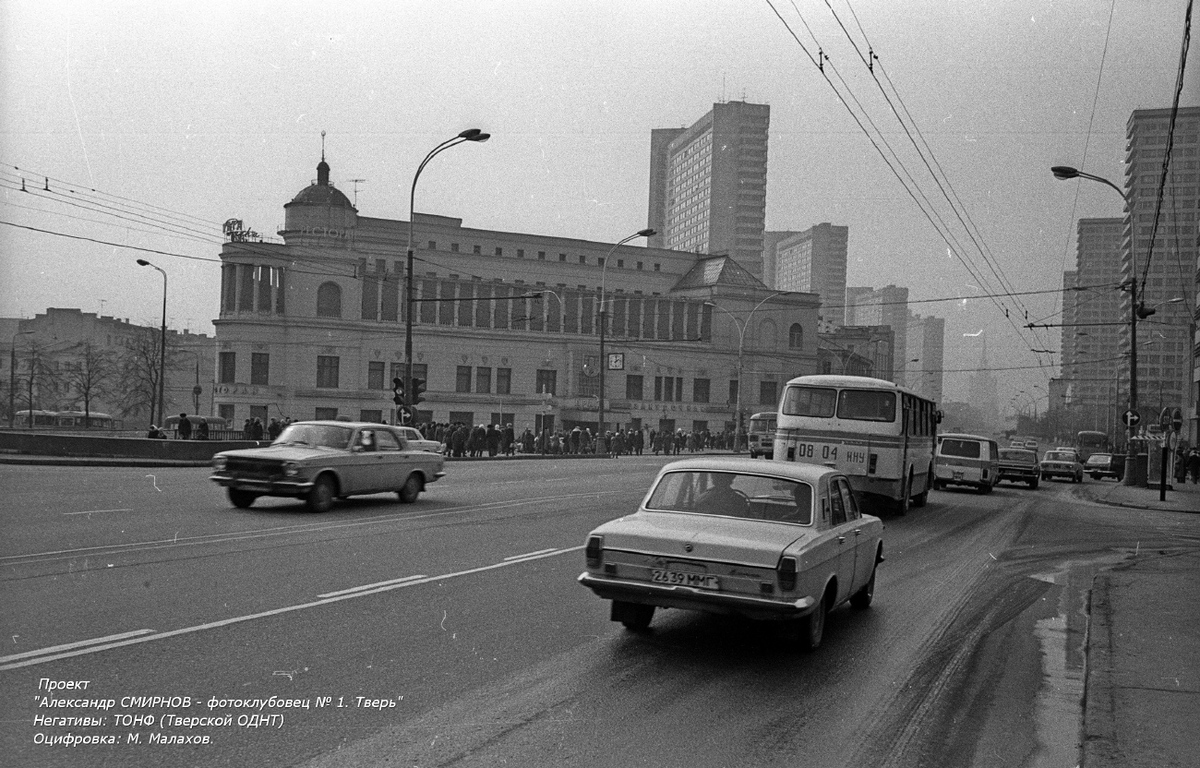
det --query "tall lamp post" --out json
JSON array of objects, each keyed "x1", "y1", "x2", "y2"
[
  {"x1": 596, "y1": 229, "x2": 655, "y2": 454},
  {"x1": 1051, "y1": 165, "x2": 1153, "y2": 486},
  {"x1": 136, "y1": 259, "x2": 168, "y2": 428},
  {"x1": 8, "y1": 329, "x2": 33, "y2": 428},
  {"x1": 704, "y1": 292, "x2": 783, "y2": 450},
  {"x1": 404, "y1": 129, "x2": 490, "y2": 423}
]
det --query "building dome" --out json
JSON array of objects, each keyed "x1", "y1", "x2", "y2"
[
  {"x1": 286, "y1": 159, "x2": 356, "y2": 210},
  {"x1": 283, "y1": 154, "x2": 358, "y2": 234}
]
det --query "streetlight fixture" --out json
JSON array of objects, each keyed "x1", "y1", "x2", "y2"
[
  {"x1": 596, "y1": 228, "x2": 656, "y2": 454},
  {"x1": 8, "y1": 329, "x2": 33, "y2": 428},
  {"x1": 704, "y1": 291, "x2": 784, "y2": 450},
  {"x1": 136, "y1": 259, "x2": 168, "y2": 428},
  {"x1": 1051, "y1": 164, "x2": 1153, "y2": 486},
  {"x1": 404, "y1": 129, "x2": 490, "y2": 425}
]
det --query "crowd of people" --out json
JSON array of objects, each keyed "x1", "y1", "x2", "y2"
[{"x1": 409, "y1": 421, "x2": 747, "y2": 458}]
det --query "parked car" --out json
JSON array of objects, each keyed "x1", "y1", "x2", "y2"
[
  {"x1": 1040, "y1": 449, "x2": 1084, "y2": 483},
  {"x1": 577, "y1": 457, "x2": 883, "y2": 651},
  {"x1": 394, "y1": 425, "x2": 443, "y2": 454},
  {"x1": 1084, "y1": 452, "x2": 1119, "y2": 480},
  {"x1": 210, "y1": 420, "x2": 446, "y2": 512},
  {"x1": 933, "y1": 433, "x2": 1000, "y2": 493},
  {"x1": 997, "y1": 448, "x2": 1040, "y2": 489}
]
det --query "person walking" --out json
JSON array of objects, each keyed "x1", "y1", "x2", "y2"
[
  {"x1": 1188, "y1": 448, "x2": 1200, "y2": 484},
  {"x1": 177, "y1": 413, "x2": 192, "y2": 440}
]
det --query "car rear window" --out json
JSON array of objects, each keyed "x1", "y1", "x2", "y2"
[
  {"x1": 1045, "y1": 451, "x2": 1073, "y2": 462},
  {"x1": 1000, "y1": 449, "x2": 1035, "y2": 461},
  {"x1": 646, "y1": 471, "x2": 813, "y2": 525},
  {"x1": 940, "y1": 439, "x2": 982, "y2": 459}
]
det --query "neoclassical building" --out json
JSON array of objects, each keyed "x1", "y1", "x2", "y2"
[{"x1": 213, "y1": 155, "x2": 819, "y2": 434}]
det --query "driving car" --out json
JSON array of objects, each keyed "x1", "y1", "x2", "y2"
[
  {"x1": 1040, "y1": 449, "x2": 1084, "y2": 483},
  {"x1": 997, "y1": 447, "x2": 1040, "y2": 489},
  {"x1": 933, "y1": 433, "x2": 1000, "y2": 493},
  {"x1": 578, "y1": 457, "x2": 883, "y2": 651},
  {"x1": 210, "y1": 420, "x2": 446, "y2": 512},
  {"x1": 394, "y1": 425, "x2": 443, "y2": 454},
  {"x1": 1084, "y1": 452, "x2": 1119, "y2": 480}
]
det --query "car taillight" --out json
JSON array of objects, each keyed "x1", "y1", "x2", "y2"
[
  {"x1": 585, "y1": 535, "x2": 603, "y2": 567},
  {"x1": 777, "y1": 556, "x2": 797, "y2": 591},
  {"x1": 211, "y1": 456, "x2": 226, "y2": 471}
]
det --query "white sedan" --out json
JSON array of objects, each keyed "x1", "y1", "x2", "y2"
[{"x1": 578, "y1": 458, "x2": 883, "y2": 650}]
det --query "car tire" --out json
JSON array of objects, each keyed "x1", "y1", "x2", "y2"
[
  {"x1": 228, "y1": 489, "x2": 258, "y2": 509},
  {"x1": 306, "y1": 475, "x2": 336, "y2": 513},
  {"x1": 1029, "y1": 477, "x2": 1039, "y2": 489},
  {"x1": 799, "y1": 589, "x2": 829, "y2": 651},
  {"x1": 850, "y1": 565, "x2": 876, "y2": 609},
  {"x1": 397, "y1": 474, "x2": 422, "y2": 504},
  {"x1": 611, "y1": 600, "x2": 654, "y2": 631},
  {"x1": 895, "y1": 475, "x2": 911, "y2": 516}
]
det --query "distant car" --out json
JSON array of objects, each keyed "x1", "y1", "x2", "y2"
[
  {"x1": 577, "y1": 457, "x2": 884, "y2": 651},
  {"x1": 210, "y1": 420, "x2": 446, "y2": 512},
  {"x1": 997, "y1": 448, "x2": 1040, "y2": 489},
  {"x1": 1040, "y1": 449, "x2": 1084, "y2": 483},
  {"x1": 394, "y1": 425, "x2": 443, "y2": 454},
  {"x1": 934, "y1": 433, "x2": 1000, "y2": 493},
  {"x1": 1084, "y1": 452, "x2": 1119, "y2": 481}
]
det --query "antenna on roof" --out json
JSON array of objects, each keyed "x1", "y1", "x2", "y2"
[
  {"x1": 349, "y1": 179, "x2": 367, "y2": 207},
  {"x1": 321, "y1": 130, "x2": 326, "y2": 161}
]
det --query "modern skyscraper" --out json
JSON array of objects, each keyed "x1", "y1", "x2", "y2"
[
  {"x1": 907, "y1": 313, "x2": 945, "y2": 404},
  {"x1": 647, "y1": 101, "x2": 770, "y2": 279},
  {"x1": 773, "y1": 223, "x2": 849, "y2": 325},
  {"x1": 845, "y1": 284, "x2": 910, "y2": 386}
]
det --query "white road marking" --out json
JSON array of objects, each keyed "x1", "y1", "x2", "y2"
[
  {"x1": 318, "y1": 574, "x2": 429, "y2": 598},
  {"x1": 63, "y1": 508, "x2": 134, "y2": 516},
  {"x1": 0, "y1": 629, "x2": 156, "y2": 663},
  {"x1": 504, "y1": 548, "x2": 559, "y2": 561},
  {"x1": 0, "y1": 546, "x2": 584, "y2": 670}
]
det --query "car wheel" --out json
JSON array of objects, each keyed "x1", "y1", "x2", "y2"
[
  {"x1": 306, "y1": 475, "x2": 336, "y2": 513},
  {"x1": 397, "y1": 473, "x2": 423, "y2": 503},
  {"x1": 227, "y1": 489, "x2": 258, "y2": 509},
  {"x1": 913, "y1": 471, "x2": 932, "y2": 508},
  {"x1": 1029, "y1": 477, "x2": 1039, "y2": 489},
  {"x1": 799, "y1": 589, "x2": 829, "y2": 651},
  {"x1": 894, "y1": 475, "x2": 911, "y2": 516},
  {"x1": 611, "y1": 600, "x2": 654, "y2": 631},
  {"x1": 850, "y1": 565, "x2": 876, "y2": 609}
]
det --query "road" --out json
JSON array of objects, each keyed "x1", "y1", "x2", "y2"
[{"x1": 2, "y1": 458, "x2": 1196, "y2": 768}]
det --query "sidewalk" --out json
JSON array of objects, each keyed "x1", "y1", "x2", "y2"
[{"x1": 1079, "y1": 479, "x2": 1200, "y2": 768}]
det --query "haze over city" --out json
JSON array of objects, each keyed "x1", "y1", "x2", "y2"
[{"x1": 2, "y1": 0, "x2": 1196, "y2": 407}]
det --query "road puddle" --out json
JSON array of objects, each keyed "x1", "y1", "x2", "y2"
[{"x1": 1028, "y1": 552, "x2": 1130, "y2": 768}]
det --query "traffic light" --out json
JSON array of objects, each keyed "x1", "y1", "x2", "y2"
[
  {"x1": 411, "y1": 378, "x2": 426, "y2": 406},
  {"x1": 392, "y1": 377, "x2": 405, "y2": 406}
]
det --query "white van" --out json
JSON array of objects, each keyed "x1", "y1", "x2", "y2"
[{"x1": 934, "y1": 433, "x2": 1000, "y2": 494}]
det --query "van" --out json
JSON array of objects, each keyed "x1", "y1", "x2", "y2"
[
  {"x1": 747, "y1": 412, "x2": 776, "y2": 459},
  {"x1": 934, "y1": 433, "x2": 1000, "y2": 494}
]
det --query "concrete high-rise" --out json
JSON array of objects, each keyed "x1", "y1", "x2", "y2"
[
  {"x1": 845, "y1": 285, "x2": 910, "y2": 386},
  {"x1": 773, "y1": 223, "x2": 849, "y2": 325},
  {"x1": 648, "y1": 101, "x2": 770, "y2": 280}
]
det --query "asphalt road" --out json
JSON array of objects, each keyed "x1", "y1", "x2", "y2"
[{"x1": 2, "y1": 459, "x2": 1196, "y2": 768}]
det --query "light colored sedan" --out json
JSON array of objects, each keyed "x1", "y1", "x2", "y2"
[
  {"x1": 394, "y1": 425, "x2": 444, "y2": 454},
  {"x1": 1040, "y1": 449, "x2": 1084, "y2": 483},
  {"x1": 210, "y1": 421, "x2": 446, "y2": 512},
  {"x1": 578, "y1": 458, "x2": 884, "y2": 651}
]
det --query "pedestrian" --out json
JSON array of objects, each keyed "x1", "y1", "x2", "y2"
[
  {"x1": 195, "y1": 419, "x2": 209, "y2": 440},
  {"x1": 1188, "y1": 449, "x2": 1200, "y2": 484},
  {"x1": 146, "y1": 424, "x2": 166, "y2": 439},
  {"x1": 177, "y1": 413, "x2": 192, "y2": 440},
  {"x1": 268, "y1": 418, "x2": 282, "y2": 440}
]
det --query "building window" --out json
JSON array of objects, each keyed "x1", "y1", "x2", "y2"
[
  {"x1": 316, "y1": 356, "x2": 340, "y2": 389},
  {"x1": 218, "y1": 352, "x2": 236, "y2": 384},
  {"x1": 693, "y1": 378, "x2": 710, "y2": 403},
  {"x1": 456, "y1": 366, "x2": 472, "y2": 393},
  {"x1": 729, "y1": 379, "x2": 739, "y2": 405},
  {"x1": 637, "y1": 262, "x2": 643, "y2": 270},
  {"x1": 315, "y1": 407, "x2": 338, "y2": 420},
  {"x1": 368, "y1": 361, "x2": 385, "y2": 390},
  {"x1": 536, "y1": 369, "x2": 557, "y2": 395},
  {"x1": 250, "y1": 353, "x2": 269, "y2": 385},
  {"x1": 517, "y1": 249, "x2": 525, "y2": 258},
  {"x1": 218, "y1": 403, "x2": 235, "y2": 423},
  {"x1": 476, "y1": 366, "x2": 492, "y2": 394},
  {"x1": 538, "y1": 251, "x2": 546, "y2": 260},
  {"x1": 497, "y1": 367, "x2": 512, "y2": 395},
  {"x1": 654, "y1": 376, "x2": 683, "y2": 402},
  {"x1": 654, "y1": 264, "x2": 661, "y2": 271},
  {"x1": 316, "y1": 282, "x2": 342, "y2": 318},
  {"x1": 559, "y1": 253, "x2": 567, "y2": 262},
  {"x1": 626, "y1": 374, "x2": 644, "y2": 400},
  {"x1": 759, "y1": 380, "x2": 778, "y2": 407},
  {"x1": 360, "y1": 409, "x2": 383, "y2": 424},
  {"x1": 617, "y1": 259, "x2": 624, "y2": 268},
  {"x1": 789, "y1": 323, "x2": 804, "y2": 349},
  {"x1": 579, "y1": 255, "x2": 586, "y2": 264},
  {"x1": 428, "y1": 240, "x2": 437, "y2": 250},
  {"x1": 473, "y1": 245, "x2": 482, "y2": 254},
  {"x1": 495, "y1": 247, "x2": 503, "y2": 256}
]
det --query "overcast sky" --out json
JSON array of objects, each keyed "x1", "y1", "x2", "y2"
[{"x1": 1, "y1": 0, "x2": 1196, "y2": 406}]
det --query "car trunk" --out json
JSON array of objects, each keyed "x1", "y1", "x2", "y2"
[{"x1": 597, "y1": 511, "x2": 811, "y2": 568}]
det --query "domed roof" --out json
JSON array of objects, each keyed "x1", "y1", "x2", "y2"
[{"x1": 286, "y1": 158, "x2": 356, "y2": 210}]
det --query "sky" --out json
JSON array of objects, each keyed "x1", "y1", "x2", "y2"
[{"x1": 1, "y1": 0, "x2": 1196, "y2": 408}]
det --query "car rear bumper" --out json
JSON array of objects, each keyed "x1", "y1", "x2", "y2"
[{"x1": 577, "y1": 572, "x2": 817, "y2": 620}]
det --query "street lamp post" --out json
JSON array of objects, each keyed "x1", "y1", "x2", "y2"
[
  {"x1": 705, "y1": 292, "x2": 784, "y2": 450},
  {"x1": 597, "y1": 229, "x2": 656, "y2": 454},
  {"x1": 137, "y1": 259, "x2": 168, "y2": 428},
  {"x1": 404, "y1": 129, "x2": 490, "y2": 424},
  {"x1": 1051, "y1": 165, "x2": 1154, "y2": 486},
  {"x1": 8, "y1": 329, "x2": 33, "y2": 428}
]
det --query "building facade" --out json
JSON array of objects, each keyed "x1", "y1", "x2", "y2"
[
  {"x1": 647, "y1": 101, "x2": 770, "y2": 281},
  {"x1": 906, "y1": 313, "x2": 945, "y2": 404},
  {"x1": 774, "y1": 223, "x2": 849, "y2": 326},
  {"x1": 844, "y1": 284, "x2": 911, "y2": 386},
  {"x1": 213, "y1": 156, "x2": 820, "y2": 435}
]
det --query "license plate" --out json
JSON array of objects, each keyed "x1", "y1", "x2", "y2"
[
  {"x1": 651, "y1": 570, "x2": 719, "y2": 589},
  {"x1": 953, "y1": 471, "x2": 964, "y2": 480},
  {"x1": 794, "y1": 442, "x2": 865, "y2": 464}
]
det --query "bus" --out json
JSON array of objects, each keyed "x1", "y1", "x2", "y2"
[
  {"x1": 1075, "y1": 430, "x2": 1110, "y2": 462},
  {"x1": 747, "y1": 411, "x2": 776, "y2": 459},
  {"x1": 55, "y1": 411, "x2": 116, "y2": 429},
  {"x1": 774, "y1": 375, "x2": 940, "y2": 514}
]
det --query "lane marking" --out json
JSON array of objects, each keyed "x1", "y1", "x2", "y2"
[
  {"x1": 63, "y1": 508, "x2": 134, "y2": 516},
  {"x1": 504, "y1": 548, "x2": 559, "y2": 561},
  {"x1": 318, "y1": 574, "x2": 429, "y2": 599},
  {"x1": 1, "y1": 629, "x2": 155, "y2": 663},
  {"x1": 0, "y1": 546, "x2": 584, "y2": 671}
]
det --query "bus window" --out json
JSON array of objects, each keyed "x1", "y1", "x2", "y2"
[
  {"x1": 837, "y1": 390, "x2": 896, "y2": 422},
  {"x1": 781, "y1": 386, "x2": 836, "y2": 418}
]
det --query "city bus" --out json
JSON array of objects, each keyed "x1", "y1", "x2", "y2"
[
  {"x1": 747, "y1": 411, "x2": 776, "y2": 459},
  {"x1": 774, "y1": 375, "x2": 940, "y2": 514},
  {"x1": 1075, "y1": 430, "x2": 1110, "y2": 462}
]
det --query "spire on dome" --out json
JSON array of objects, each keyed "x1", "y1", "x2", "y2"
[{"x1": 317, "y1": 130, "x2": 330, "y2": 185}]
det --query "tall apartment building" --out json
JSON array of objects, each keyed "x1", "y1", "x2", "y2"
[
  {"x1": 1118, "y1": 106, "x2": 1199, "y2": 441},
  {"x1": 844, "y1": 285, "x2": 910, "y2": 386},
  {"x1": 774, "y1": 223, "x2": 849, "y2": 325},
  {"x1": 907, "y1": 313, "x2": 945, "y2": 404},
  {"x1": 647, "y1": 101, "x2": 770, "y2": 281}
]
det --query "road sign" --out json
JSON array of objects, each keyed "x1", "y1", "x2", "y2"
[
  {"x1": 1172, "y1": 408, "x2": 1184, "y2": 432},
  {"x1": 1122, "y1": 409, "x2": 1141, "y2": 427}
]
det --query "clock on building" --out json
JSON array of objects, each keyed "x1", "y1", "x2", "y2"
[{"x1": 607, "y1": 353, "x2": 625, "y2": 371}]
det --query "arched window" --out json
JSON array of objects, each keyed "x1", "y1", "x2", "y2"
[
  {"x1": 758, "y1": 318, "x2": 778, "y2": 349},
  {"x1": 316, "y1": 282, "x2": 342, "y2": 318},
  {"x1": 789, "y1": 323, "x2": 804, "y2": 349}
]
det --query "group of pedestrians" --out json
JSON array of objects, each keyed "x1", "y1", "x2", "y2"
[
  {"x1": 1175, "y1": 445, "x2": 1200, "y2": 484},
  {"x1": 405, "y1": 421, "x2": 745, "y2": 459}
]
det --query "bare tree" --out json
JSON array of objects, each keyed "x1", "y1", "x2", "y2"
[
  {"x1": 117, "y1": 330, "x2": 168, "y2": 424},
  {"x1": 9, "y1": 340, "x2": 59, "y2": 423},
  {"x1": 62, "y1": 341, "x2": 118, "y2": 427}
]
